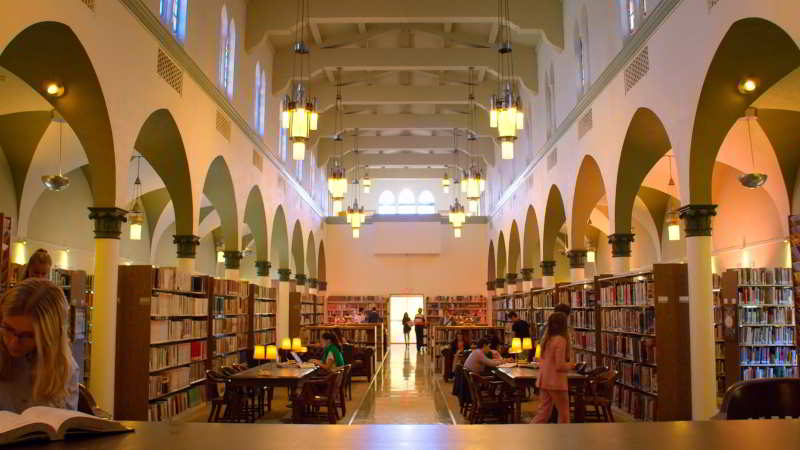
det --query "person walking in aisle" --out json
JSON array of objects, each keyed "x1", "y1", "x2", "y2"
[
  {"x1": 23, "y1": 249, "x2": 52, "y2": 280},
  {"x1": 532, "y1": 312, "x2": 575, "y2": 424},
  {"x1": 413, "y1": 308, "x2": 426, "y2": 352},
  {"x1": 365, "y1": 306, "x2": 381, "y2": 323},
  {"x1": 353, "y1": 308, "x2": 365, "y2": 323},
  {"x1": 402, "y1": 312, "x2": 412, "y2": 345}
]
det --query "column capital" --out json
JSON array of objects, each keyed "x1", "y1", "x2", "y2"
[
  {"x1": 88, "y1": 207, "x2": 127, "y2": 239},
  {"x1": 678, "y1": 204, "x2": 717, "y2": 237},
  {"x1": 173, "y1": 235, "x2": 200, "y2": 259},
  {"x1": 318, "y1": 280, "x2": 327, "y2": 291},
  {"x1": 486, "y1": 280, "x2": 496, "y2": 291},
  {"x1": 495, "y1": 278, "x2": 506, "y2": 288},
  {"x1": 608, "y1": 233, "x2": 635, "y2": 257},
  {"x1": 278, "y1": 268, "x2": 292, "y2": 281},
  {"x1": 540, "y1": 260, "x2": 556, "y2": 276},
  {"x1": 521, "y1": 268, "x2": 534, "y2": 281},
  {"x1": 308, "y1": 278, "x2": 318, "y2": 288},
  {"x1": 223, "y1": 251, "x2": 242, "y2": 270},
  {"x1": 506, "y1": 273, "x2": 518, "y2": 284},
  {"x1": 255, "y1": 260, "x2": 271, "y2": 277},
  {"x1": 295, "y1": 274, "x2": 307, "y2": 286},
  {"x1": 566, "y1": 249, "x2": 588, "y2": 269}
]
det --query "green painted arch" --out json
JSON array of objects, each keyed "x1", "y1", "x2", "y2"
[
  {"x1": 508, "y1": 220, "x2": 521, "y2": 275},
  {"x1": 488, "y1": 240, "x2": 496, "y2": 282},
  {"x1": 291, "y1": 220, "x2": 305, "y2": 276},
  {"x1": 757, "y1": 109, "x2": 800, "y2": 209},
  {"x1": 636, "y1": 186, "x2": 676, "y2": 246},
  {"x1": 270, "y1": 205, "x2": 290, "y2": 270},
  {"x1": 542, "y1": 184, "x2": 566, "y2": 260},
  {"x1": 689, "y1": 18, "x2": 800, "y2": 204},
  {"x1": 496, "y1": 231, "x2": 507, "y2": 280},
  {"x1": 0, "y1": 22, "x2": 116, "y2": 206},
  {"x1": 306, "y1": 231, "x2": 317, "y2": 278},
  {"x1": 317, "y1": 240, "x2": 326, "y2": 282},
  {"x1": 0, "y1": 111, "x2": 52, "y2": 207},
  {"x1": 202, "y1": 156, "x2": 239, "y2": 250},
  {"x1": 571, "y1": 155, "x2": 606, "y2": 248},
  {"x1": 135, "y1": 109, "x2": 194, "y2": 236},
  {"x1": 522, "y1": 205, "x2": 541, "y2": 270},
  {"x1": 243, "y1": 186, "x2": 269, "y2": 261},
  {"x1": 139, "y1": 187, "x2": 171, "y2": 240},
  {"x1": 614, "y1": 108, "x2": 671, "y2": 235}
]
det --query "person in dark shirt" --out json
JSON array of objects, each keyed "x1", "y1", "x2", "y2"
[
  {"x1": 365, "y1": 306, "x2": 381, "y2": 323},
  {"x1": 508, "y1": 311, "x2": 530, "y2": 339}
]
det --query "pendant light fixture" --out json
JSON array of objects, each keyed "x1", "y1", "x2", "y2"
[
  {"x1": 41, "y1": 110, "x2": 71, "y2": 192},
  {"x1": 348, "y1": 132, "x2": 365, "y2": 239},
  {"x1": 738, "y1": 108, "x2": 768, "y2": 189},
  {"x1": 465, "y1": 68, "x2": 485, "y2": 214},
  {"x1": 128, "y1": 154, "x2": 145, "y2": 241},
  {"x1": 442, "y1": 172, "x2": 451, "y2": 194},
  {"x1": 489, "y1": 0, "x2": 524, "y2": 160},
  {"x1": 280, "y1": 0, "x2": 317, "y2": 161},
  {"x1": 362, "y1": 172, "x2": 371, "y2": 194},
  {"x1": 666, "y1": 155, "x2": 675, "y2": 187},
  {"x1": 327, "y1": 69, "x2": 347, "y2": 215}
]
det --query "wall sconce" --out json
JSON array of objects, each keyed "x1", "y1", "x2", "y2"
[
  {"x1": 44, "y1": 81, "x2": 65, "y2": 97},
  {"x1": 737, "y1": 77, "x2": 758, "y2": 94}
]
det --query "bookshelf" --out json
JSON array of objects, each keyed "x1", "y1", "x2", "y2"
[
  {"x1": 54, "y1": 269, "x2": 92, "y2": 386},
  {"x1": 559, "y1": 278, "x2": 604, "y2": 370},
  {"x1": 425, "y1": 296, "x2": 488, "y2": 328},
  {"x1": 209, "y1": 278, "x2": 251, "y2": 371},
  {"x1": 304, "y1": 324, "x2": 384, "y2": 369},
  {"x1": 531, "y1": 286, "x2": 559, "y2": 340},
  {"x1": 326, "y1": 295, "x2": 389, "y2": 324},
  {"x1": 492, "y1": 292, "x2": 532, "y2": 346},
  {"x1": 713, "y1": 273, "x2": 726, "y2": 397},
  {"x1": 720, "y1": 267, "x2": 798, "y2": 390},
  {"x1": 314, "y1": 293, "x2": 325, "y2": 326},
  {"x1": 598, "y1": 264, "x2": 691, "y2": 421},
  {"x1": 115, "y1": 266, "x2": 211, "y2": 421},
  {"x1": 248, "y1": 284, "x2": 276, "y2": 363},
  {"x1": 429, "y1": 325, "x2": 505, "y2": 372}
]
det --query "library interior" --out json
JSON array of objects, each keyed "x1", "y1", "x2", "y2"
[{"x1": 0, "y1": 0, "x2": 799, "y2": 448}]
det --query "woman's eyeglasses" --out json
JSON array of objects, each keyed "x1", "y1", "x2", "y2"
[{"x1": 0, "y1": 324, "x2": 35, "y2": 344}]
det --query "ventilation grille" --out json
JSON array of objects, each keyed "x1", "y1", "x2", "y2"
[
  {"x1": 216, "y1": 111, "x2": 231, "y2": 141},
  {"x1": 81, "y1": 0, "x2": 95, "y2": 10},
  {"x1": 578, "y1": 109, "x2": 593, "y2": 139},
  {"x1": 157, "y1": 49, "x2": 183, "y2": 95},
  {"x1": 708, "y1": 0, "x2": 720, "y2": 9},
  {"x1": 252, "y1": 150, "x2": 263, "y2": 171},
  {"x1": 625, "y1": 46, "x2": 649, "y2": 93},
  {"x1": 547, "y1": 148, "x2": 557, "y2": 172}
]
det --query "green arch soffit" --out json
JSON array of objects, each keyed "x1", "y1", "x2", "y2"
[
  {"x1": 202, "y1": 156, "x2": 238, "y2": 250},
  {"x1": 542, "y1": 185, "x2": 566, "y2": 260},
  {"x1": 243, "y1": 187, "x2": 269, "y2": 261},
  {"x1": 270, "y1": 206, "x2": 290, "y2": 270}
]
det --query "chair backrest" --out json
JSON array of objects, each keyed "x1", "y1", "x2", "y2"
[
  {"x1": 219, "y1": 366, "x2": 237, "y2": 376},
  {"x1": 720, "y1": 378, "x2": 800, "y2": 420},
  {"x1": 341, "y1": 344, "x2": 355, "y2": 364},
  {"x1": 593, "y1": 370, "x2": 618, "y2": 400},
  {"x1": 464, "y1": 371, "x2": 482, "y2": 407},
  {"x1": 586, "y1": 366, "x2": 609, "y2": 378},
  {"x1": 77, "y1": 384, "x2": 97, "y2": 416},
  {"x1": 340, "y1": 364, "x2": 352, "y2": 383}
]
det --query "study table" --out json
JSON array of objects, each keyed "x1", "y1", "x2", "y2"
[
  {"x1": 227, "y1": 364, "x2": 318, "y2": 422},
  {"x1": 14, "y1": 419, "x2": 800, "y2": 449},
  {"x1": 493, "y1": 366, "x2": 589, "y2": 423}
]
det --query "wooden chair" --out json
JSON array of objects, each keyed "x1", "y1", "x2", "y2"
[
  {"x1": 205, "y1": 370, "x2": 231, "y2": 422},
  {"x1": 293, "y1": 370, "x2": 342, "y2": 424},
  {"x1": 465, "y1": 371, "x2": 513, "y2": 424},
  {"x1": 336, "y1": 364, "x2": 352, "y2": 418},
  {"x1": 582, "y1": 369, "x2": 618, "y2": 422},
  {"x1": 77, "y1": 384, "x2": 111, "y2": 419},
  {"x1": 715, "y1": 378, "x2": 800, "y2": 420}
]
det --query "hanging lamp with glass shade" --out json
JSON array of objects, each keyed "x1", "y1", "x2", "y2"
[
  {"x1": 327, "y1": 69, "x2": 347, "y2": 214},
  {"x1": 489, "y1": 0, "x2": 524, "y2": 160},
  {"x1": 738, "y1": 108, "x2": 768, "y2": 189},
  {"x1": 128, "y1": 155, "x2": 145, "y2": 241},
  {"x1": 465, "y1": 68, "x2": 485, "y2": 213},
  {"x1": 280, "y1": 0, "x2": 317, "y2": 161},
  {"x1": 348, "y1": 135, "x2": 366, "y2": 239},
  {"x1": 362, "y1": 172, "x2": 371, "y2": 194},
  {"x1": 41, "y1": 110, "x2": 71, "y2": 192}
]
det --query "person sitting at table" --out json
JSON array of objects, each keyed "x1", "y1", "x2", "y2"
[
  {"x1": 450, "y1": 331, "x2": 471, "y2": 374},
  {"x1": 0, "y1": 278, "x2": 79, "y2": 413},
  {"x1": 310, "y1": 332, "x2": 345, "y2": 372},
  {"x1": 463, "y1": 338, "x2": 509, "y2": 376},
  {"x1": 532, "y1": 312, "x2": 576, "y2": 424}
]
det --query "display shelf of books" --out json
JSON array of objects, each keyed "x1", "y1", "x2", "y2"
[
  {"x1": 598, "y1": 264, "x2": 691, "y2": 421},
  {"x1": 426, "y1": 295, "x2": 489, "y2": 328},
  {"x1": 314, "y1": 294, "x2": 325, "y2": 325},
  {"x1": 115, "y1": 266, "x2": 210, "y2": 421},
  {"x1": 326, "y1": 295, "x2": 388, "y2": 324},
  {"x1": 559, "y1": 278, "x2": 605, "y2": 371},
  {"x1": 713, "y1": 273, "x2": 726, "y2": 397},
  {"x1": 531, "y1": 286, "x2": 559, "y2": 338},
  {"x1": 0, "y1": 214, "x2": 10, "y2": 293},
  {"x1": 248, "y1": 284, "x2": 276, "y2": 363},
  {"x1": 303, "y1": 324, "x2": 384, "y2": 369},
  {"x1": 720, "y1": 267, "x2": 798, "y2": 390},
  {"x1": 492, "y1": 293, "x2": 532, "y2": 346},
  {"x1": 53, "y1": 269, "x2": 92, "y2": 387},
  {"x1": 300, "y1": 293, "x2": 317, "y2": 326},
  {"x1": 429, "y1": 325, "x2": 505, "y2": 372},
  {"x1": 209, "y1": 278, "x2": 250, "y2": 371}
]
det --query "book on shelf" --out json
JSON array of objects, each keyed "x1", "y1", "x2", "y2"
[{"x1": 0, "y1": 406, "x2": 130, "y2": 445}]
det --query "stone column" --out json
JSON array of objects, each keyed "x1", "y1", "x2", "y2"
[
  {"x1": 540, "y1": 260, "x2": 556, "y2": 288},
  {"x1": 173, "y1": 235, "x2": 199, "y2": 274},
  {"x1": 566, "y1": 250, "x2": 588, "y2": 282},
  {"x1": 308, "y1": 278, "x2": 318, "y2": 295},
  {"x1": 318, "y1": 281, "x2": 328, "y2": 322},
  {"x1": 486, "y1": 280, "x2": 496, "y2": 299},
  {"x1": 223, "y1": 250, "x2": 242, "y2": 280},
  {"x1": 521, "y1": 268, "x2": 534, "y2": 292},
  {"x1": 608, "y1": 233, "x2": 635, "y2": 275},
  {"x1": 295, "y1": 274, "x2": 307, "y2": 295},
  {"x1": 276, "y1": 268, "x2": 292, "y2": 343},
  {"x1": 679, "y1": 204, "x2": 718, "y2": 420},
  {"x1": 87, "y1": 207, "x2": 127, "y2": 412},
  {"x1": 255, "y1": 260, "x2": 271, "y2": 287},
  {"x1": 506, "y1": 273, "x2": 519, "y2": 293},
  {"x1": 494, "y1": 278, "x2": 506, "y2": 296}
]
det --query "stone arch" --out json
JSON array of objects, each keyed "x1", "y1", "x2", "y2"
[
  {"x1": 496, "y1": 231, "x2": 507, "y2": 281},
  {"x1": 306, "y1": 231, "x2": 317, "y2": 279},
  {"x1": 488, "y1": 240, "x2": 496, "y2": 283},
  {"x1": 542, "y1": 184, "x2": 567, "y2": 260},
  {"x1": 508, "y1": 220, "x2": 521, "y2": 276},
  {"x1": 291, "y1": 220, "x2": 305, "y2": 277},
  {"x1": 522, "y1": 205, "x2": 541, "y2": 271},
  {"x1": 270, "y1": 205, "x2": 290, "y2": 271},
  {"x1": 571, "y1": 155, "x2": 606, "y2": 248},
  {"x1": 243, "y1": 186, "x2": 269, "y2": 261},
  {"x1": 318, "y1": 240, "x2": 327, "y2": 282},
  {"x1": 201, "y1": 156, "x2": 238, "y2": 249}
]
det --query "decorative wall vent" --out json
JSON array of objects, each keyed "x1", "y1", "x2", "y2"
[
  {"x1": 578, "y1": 109, "x2": 593, "y2": 139},
  {"x1": 547, "y1": 148, "x2": 558, "y2": 172},
  {"x1": 527, "y1": 176, "x2": 534, "y2": 189},
  {"x1": 216, "y1": 110, "x2": 231, "y2": 141},
  {"x1": 624, "y1": 46, "x2": 649, "y2": 93},
  {"x1": 708, "y1": 0, "x2": 720, "y2": 9},
  {"x1": 81, "y1": 0, "x2": 95, "y2": 10},
  {"x1": 252, "y1": 150, "x2": 263, "y2": 172},
  {"x1": 157, "y1": 49, "x2": 183, "y2": 95}
]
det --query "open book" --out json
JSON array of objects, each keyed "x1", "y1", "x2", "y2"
[{"x1": 0, "y1": 406, "x2": 131, "y2": 445}]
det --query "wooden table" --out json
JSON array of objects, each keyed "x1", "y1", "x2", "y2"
[
  {"x1": 229, "y1": 364, "x2": 318, "y2": 422},
  {"x1": 493, "y1": 366, "x2": 589, "y2": 423},
  {"x1": 17, "y1": 420, "x2": 800, "y2": 449}
]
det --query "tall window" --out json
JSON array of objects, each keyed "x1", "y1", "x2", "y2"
[
  {"x1": 254, "y1": 62, "x2": 267, "y2": 135},
  {"x1": 575, "y1": 7, "x2": 591, "y2": 98},
  {"x1": 278, "y1": 126, "x2": 288, "y2": 160},
  {"x1": 397, "y1": 189, "x2": 416, "y2": 214},
  {"x1": 378, "y1": 191, "x2": 397, "y2": 215},
  {"x1": 159, "y1": 0, "x2": 187, "y2": 42},
  {"x1": 417, "y1": 190, "x2": 436, "y2": 214},
  {"x1": 623, "y1": 0, "x2": 648, "y2": 35},
  {"x1": 219, "y1": 6, "x2": 236, "y2": 99},
  {"x1": 309, "y1": 152, "x2": 315, "y2": 191},
  {"x1": 545, "y1": 64, "x2": 556, "y2": 138},
  {"x1": 296, "y1": 155, "x2": 303, "y2": 181},
  {"x1": 627, "y1": 0, "x2": 636, "y2": 32}
]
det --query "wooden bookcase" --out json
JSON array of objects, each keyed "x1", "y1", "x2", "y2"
[
  {"x1": 314, "y1": 293, "x2": 325, "y2": 326},
  {"x1": 720, "y1": 267, "x2": 798, "y2": 390},
  {"x1": 248, "y1": 284, "x2": 276, "y2": 363},
  {"x1": 531, "y1": 286, "x2": 560, "y2": 339},
  {"x1": 325, "y1": 295, "x2": 389, "y2": 324},
  {"x1": 429, "y1": 325, "x2": 505, "y2": 372},
  {"x1": 713, "y1": 273, "x2": 726, "y2": 397},
  {"x1": 209, "y1": 278, "x2": 251, "y2": 371},
  {"x1": 559, "y1": 277, "x2": 605, "y2": 371},
  {"x1": 425, "y1": 295, "x2": 488, "y2": 328},
  {"x1": 597, "y1": 264, "x2": 691, "y2": 421},
  {"x1": 304, "y1": 324, "x2": 384, "y2": 369},
  {"x1": 53, "y1": 269, "x2": 92, "y2": 386},
  {"x1": 492, "y1": 292, "x2": 532, "y2": 346},
  {"x1": 115, "y1": 266, "x2": 210, "y2": 421}
]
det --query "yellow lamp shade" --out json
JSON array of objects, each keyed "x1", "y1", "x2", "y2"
[
  {"x1": 668, "y1": 223, "x2": 680, "y2": 241},
  {"x1": 253, "y1": 345, "x2": 266, "y2": 360},
  {"x1": 266, "y1": 345, "x2": 278, "y2": 361},
  {"x1": 310, "y1": 111, "x2": 319, "y2": 131},
  {"x1": 516, "y1": 110, "x2": 524, "y2": 130},
  {"x1": 290, "y1": 107, "x2": 309, "y2": 139},
  {"x1": 535, "y1": 344, "x2": 542, "y2": 359},
  {"x1": 130, "y1": 223, "x2": 142, "y2": 241},
  {"x1": 280, "y1": 338, "x2": 292, "y2": 350},
  {"x1": 501, "y1": 140, "x2": 514, "y2": 160},
  {"x1": 292, "y1": 338, "x2": 302, "y2": 352},
  {"x1": 490, "y1": 108, "x2": 498, "y2": 128},
  {"x1": 454, "y1": 227, "x2": 462, "y2": 239},
  {"x1": 299, "y1": 346, "x2": 308, "y2": 354},
  {"x1": 332, "y1": 199, "x2": 343, "y2": 215},
  {"x1": 292, "y1": 140, "x2": 306, "y2": 160},
  {"x1": 363, "y1": 186, "x2": 370, "y2": 194},
  {"x1": 510, "y1": 337, "x2": 522, "y2": 353},
  {"x1": 522, "y1": 338, "x2": 533, "y2": 350},
  {"x1": 352, "y1": 228, "x2": 360, "y2": 239},
  {"x1": 587, "y1": 250, "x2": 596, "y2": 263},
  {"x1": 281, "y1": 110, "x2": 290, "y2": 129}
]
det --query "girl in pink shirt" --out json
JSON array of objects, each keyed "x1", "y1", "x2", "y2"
[{"x1": 532, "y1": 312, "x2": 575, "y2": 424}]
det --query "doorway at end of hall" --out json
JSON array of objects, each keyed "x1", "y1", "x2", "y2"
[{"x1": 389, "y1": 295, "x2": 424, "y2": 344}]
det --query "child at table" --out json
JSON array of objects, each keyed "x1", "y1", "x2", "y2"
[{"x1": 532, "y1": 312, "x2": 575, "y2": 424}]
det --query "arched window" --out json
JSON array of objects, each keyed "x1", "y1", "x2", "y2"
[
  {"x1": 417, "y1": 190, "x2": 436, "y2": 214},
  {"x1": 545, "y1": 63, "x2": 556, "y2": 138},
  {"x1": 378, "y1": 191, "x2": 397, "y2": 215},
  {"x1": 279, "y1": 126, "x2": 288, "y2": 160},
  {"x1": 576, "y1": 7, "x2": 591, "y2": 98},
  {"x1": 254, "y1": 62, "x2": 266, "y2": 135},
  {"x1": 160, "y1": 0, "x2": 188, "y2": 42},
  {"x1": 397, "y1": 189, "x2": 416, "y2": 214},
  {"x1": 219, "y1": 7, "x2": 236, "y2": 99}
]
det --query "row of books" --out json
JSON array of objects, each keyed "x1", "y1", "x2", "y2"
[
  {"x1": 715, "y1": 342, "x2": 725, "y2": 359},
  {"x1": 254, "y1": 316, "x2": 276, "y2": 330},
  {"x1": 210, "y1": 297, "x2": 247, "y2": 315},
  {"x1": 572, "y1": 331, "x2": 597, "y2": 351},
  {"x1": 327, "y1": 296, "x2": 387, "y2": 303},
  {"x1": 150, "y1": 294, "x2": 207, "y2": 317},
  {"x1": 573, "y1": 351, "x2": 598, "y2": 369},
  {"x1": 613, "y1": 386, "x2": 657, "y2": 421},
  {"x1": 213, "y1": 334, "x2": 245, "y2": 355},
  {"x1": 532, "y1": 290, "x2": 557, "y2": 308},
  {"x1": 601, "y1": 334, "x2": 657, "y2": 364},
  {"x1": 428, "y1": 295, "x2": 487, "y2": 304},
  {"x1": 153, "y1": 268, "x2": 206, "y2": 293},
  {"x1": 601, "y1": 308, "x2": 656, "y2": 335},
  {"x1": 619, "y1": 361, "x2": 658, "y2": 394},
  {"x1": 149, "y1": 341, "x2": 206, "y2": 372},
  {"x1": 737, "y1": 286, "x2": 794, "y2": 305},
  {"x1": 560, "y1": 288, "x2": 598, "y2": 308},
  {"x1": 212, "y1": 317, "x2": 247, "y2": 335},
  {"x1": 211, "y1": 353, "x2": 242, "y2": 370},
  {"x1": 150, "y1": 319, "x2": 207, "y2": 343},
  {"x1": 600, "y1": 279, "x2": 654, "y2": 306},
  {"x1": 494, "y1": 296, "x2": 531, "y2": 310},
  {"x1": 716, "y1": 360, "x2": 726, "y2": 376},
  {"x1": 740, "y1": 347, "x2": 798, "y2": 366},
  {"x1": 570, "y1": 310, "x2": 596, "y2": 329},
  {"x1": 739, "y1": 326, "x2": 795, "y2": 345},
  {"x1": 251, "y1": 285, "x2": 275, "y2": 299},
  {"x1": 254, "y1": 300, "x2": 276, "y2": 315},
  {"x1": 301, "y1": 303, "x2": 315, "y2": 314},
  {"x1": 147, "y1": 385, "x2": 207, "y2": 421},
  {"x1": 741, "y1": 366, "x2": 799, "y2": 380},
  {"x1": 214, "y1": 279, "x2": 249, "y2": 297},
  {"x1": 733, "y1": 267, "x2": 792, "y2": 286},
  {"x1": 738, "y1": 307, "x2": 794, "y2": 325},
  {"x1": 148, "y1": 366, "x2": 198, "y2": 400},
  {"x1": 253, "y1": 329, "x2": 277, "y2": 345},
  {"x1": 432, "y1": 327, "x2": 501, "y2": 345}
]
